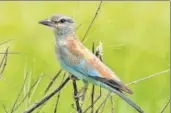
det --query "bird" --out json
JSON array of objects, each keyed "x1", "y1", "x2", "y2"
[{"x1": 39, "y1": 14, "x2": 144, "y2": 113}]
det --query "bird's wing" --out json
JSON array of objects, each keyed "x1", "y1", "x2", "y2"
[{"x1": 59, "y1": 38, "x2": 132, "y2": 94}]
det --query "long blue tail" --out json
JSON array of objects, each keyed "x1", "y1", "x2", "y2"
[{"x1": 103, "y1": 83, "x2": 144, "y2": 113}]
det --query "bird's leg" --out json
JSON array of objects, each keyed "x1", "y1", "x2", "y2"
[
  {"x1": 75, "y1": 81, "x2": 88, "y2": 101},
  {"x1": 70, "y1": 74, "x2": 79, "y2": 80}
]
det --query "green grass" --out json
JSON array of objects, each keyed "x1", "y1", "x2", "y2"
[{"x1": 0, "y1": 1, "x2": 170, "y2": 113}]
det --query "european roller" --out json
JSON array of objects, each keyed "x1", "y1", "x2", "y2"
[{"x1": 39, "y1": 14, "x2": 143, "y2": 113}]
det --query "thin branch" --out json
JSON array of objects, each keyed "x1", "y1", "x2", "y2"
[
  {"x1": 160, "y1": 99, "x2": 170, "y2": 113},
  {"x1": 126, "y1": 69, "x2": 170, "y2": 86},
  {"x1": 24, "y1": 76, "x2": 70, "y2": 113},
  {"x1": 10, "y1": 72, "x2": 29, "y2": 113},
  {"x1": 29, "y1": 74, "x2": 45, "y2": 103},
  {"x1": 76, "y1": 24, "x2": 82, "y2": 31},
  {"x1": 110, "y1": 95, "x2": 114, "y2": 113},
  {"x1": 0, "y1": 50, "x2": 7, "y2": 68},
  {"x1": 0, "y1": 52, "x2": 20, "y2": 54},
  {"x1": 92, "y1": 42, "x2": 95, "y2": 54},
  {"x1": 53, "y1": 92, "x2": 61, "y2": 113},
  {"x1": 36, "y1": 71, "x2": 65, "y2": 113},
  {"x1": 72, "y1": 79, "x2": 82, "y2": 113},
  {"x1": 53, "y1": 73, "x2": 66, "y2": 113},
  {"x1": 44, "y1": 69, "x2": 63, "y2": 94},
  {"x1": 90, "y1": 85, "x2": 95, "y2": 113},
  {"x1": 81, "y1": 0, "x2": 103, "y2": 42},
  {"x1": 14, "y1": 74, "x2": 45, "y2": 111},
  {"x1": 0, "y1": 39, "x2": 13, "y2": 46},
  {"x1": 0, "y1": 47, "x2": 9, "y2": 79},
  {"x1": 83, "y1": 87, "x2": 102, "y2": 113},
  {"x1": 96, "y1": 92, "x2": 111, "y2": 113},
  {"x1": 3, "y1": 104, "x2": 8, "y2": 113},
  {"x1": 90, "y1": 42, "x2": 95, "y2": 113},
  {"x1": 36, "y1": 72, "x2": 64, "y2": 113}
]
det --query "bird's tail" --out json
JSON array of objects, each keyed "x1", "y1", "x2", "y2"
[{"x1": 103, "y1": 83, "x2": 144, "y2": 113}]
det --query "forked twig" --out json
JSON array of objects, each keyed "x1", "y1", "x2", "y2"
[
  {"x1": 24, "y1": 77, "x2": 70, "y2": 113},
  {"x1": 126, "y1": 69, "x2": 170, "y2": 86},
  {"x1": 82, "y1": 0, "x2": 103, "y2": 42}
]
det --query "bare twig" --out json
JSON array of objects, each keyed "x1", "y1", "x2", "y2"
[
  {"x1": 110, "y1": 95, "x2": 114, "y2": 113},
  {"x1": 24, "y1": 76, "x2": 70, "y2": 113},
  {"x1": 84, "y1": 42, "x2": 104, "y2": 113},
  {"x1": 72, "y1": 79, "x2": 82, "y2": 113},
  {"x1": 11, "y1": 72, "x2": 29, "y2": 113},
  {"x1": 90, "y1": 41, "x2": 95, "y2": 113},
  {"x1": 96, "y1": 92, "x2": 111, "y2": 113},
  {"x1": 160, "y1": 99, "x2": 170, "y2": 113},
  {"x1": 44, "y1": 69, "x2": 63, "y2": 94},
  {"x1": 126, "y1": 69, "x2": 170, "y2": 86},
  {"x1": 29, "y1": 74, "x2": 45, "y2": 102},
  {"x1": 81, "y1": 0, "x2": 103, "y2": 42},
  {"x1": 76, "y1": 24, "x2": 82, "y2": 31},
  {"x1": 53, "y1": 73, "x2": 66, "y2": 113},
  {"x1": 0, "y1": 52, "x2": 20, "y2": 54},
  {"x1": 36, "y1": 72, "x2": 64, "y2": 113},
  {"x1": 90, "y1": 85, "x2": 95, "y2": 113},
  {"x1": 0, "y1": 47, "x2": 9, "y2": 79},
  {"x1": 83, "y1": 87, "x2": 102, "y2": 113},
  {"x1": 0, "y1": 39, "x2": 13, "y2": 46},
  {"x1": 3, "y1": 104, "x2": 8, "y2": 113},
  {"x1": 53, "y1": 92, "x2": 61, "y2": 113},
  {"x1": 92, "y1": 42, "x2": 95, "y2": 54},
  {"x1": 14, "y1": 74, "x2": 45, "y2": 111}
]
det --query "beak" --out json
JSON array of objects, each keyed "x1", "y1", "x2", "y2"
[{"x1": 39, "y1": 19, "x2": 52, "y2": 26}]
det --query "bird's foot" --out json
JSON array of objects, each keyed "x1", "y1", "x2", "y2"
[
  {"x1": 74, "y1": 83, "x2": 88, "y2": 101},
  {"x1": 70, "y1": 75, "x2": 79, "y2": 80}
]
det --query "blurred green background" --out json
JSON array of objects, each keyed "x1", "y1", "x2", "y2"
[{"x1": 0, "y1": 1, "x2": 170, "y2": 113}]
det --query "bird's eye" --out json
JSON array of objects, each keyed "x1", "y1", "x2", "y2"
[{"x1": 59, "y1": 19, "x2": 66, "y2": 23}]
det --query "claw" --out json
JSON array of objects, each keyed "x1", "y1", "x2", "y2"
[
  {"x1": 73, "y1": 82, "x2": 88, "y2": 101},
  {"x1": 70, "y1": 75, "x2": 79, "y2": 80}
]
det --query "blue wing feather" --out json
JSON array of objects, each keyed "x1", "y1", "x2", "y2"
[{"x1": 58, "y1": 47, "x2": 101, "y2": 79}]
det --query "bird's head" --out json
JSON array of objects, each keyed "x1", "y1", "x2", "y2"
[{"x1": 39, "y1": 14, "x2": 76, "y2": 36}]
